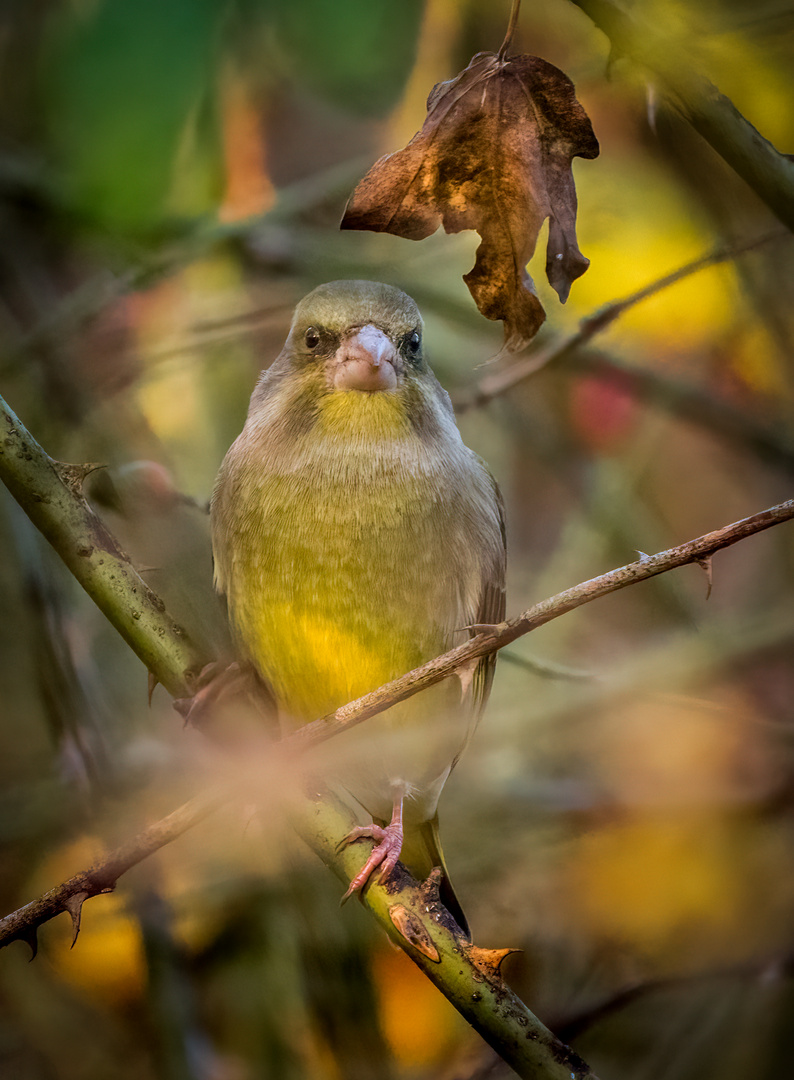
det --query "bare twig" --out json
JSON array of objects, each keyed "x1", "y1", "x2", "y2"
[
  {"x1": 0, "y1": 791, "x2": 223, "y2": 955},
  {"x1": 453, "y1": 229, "x2": 788, "y2": 412},
  {"x1": 291, "y1": 499, "x2": 794, "y2": 750}
]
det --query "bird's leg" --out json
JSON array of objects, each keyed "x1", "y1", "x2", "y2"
[{"x1": 338, "y1": 793, "x2": 405, "y2": 902}]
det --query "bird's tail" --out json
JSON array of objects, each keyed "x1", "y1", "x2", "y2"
[{"x1": 399, "y1": 813, "x2": 469, "y2": 938}]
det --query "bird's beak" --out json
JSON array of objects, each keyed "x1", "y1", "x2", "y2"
[{"x1": 332, "y1": 325, "x2": 398, "y2": 392}]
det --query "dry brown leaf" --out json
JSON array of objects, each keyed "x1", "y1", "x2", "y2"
[{"x1": 341, "y1": 51, "x2": 599, "y2": 350}]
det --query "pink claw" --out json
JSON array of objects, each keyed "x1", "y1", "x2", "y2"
[{"x1": 339, "y1": 798, "x2": 404, "y2": 902}]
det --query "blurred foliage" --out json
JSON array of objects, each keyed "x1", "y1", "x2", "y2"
[
  {"x1": 44, "y1": 0, "x2": 227, "y2": 231},
  {"x1": 1, "y1": 0, "x2": 793, "y2": 1078},
  {"x1": 271, "y1": 0, "x2": 426, "y2": 116}
]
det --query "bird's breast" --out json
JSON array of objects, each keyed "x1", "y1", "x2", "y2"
[{"x1": 217, "y1": 404, "x2": 488, "y2": 723}]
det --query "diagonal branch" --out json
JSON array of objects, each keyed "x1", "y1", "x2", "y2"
[
  {"x1": 567, "y1": 0, "x2": 794, "y2": 230},
  {"x1": 453, "y1": 228, "x2": 789, "y2": 412},
  {"x1": 0, "y1": 393, "x2": 210, "y2": 696},
  {"x1": 2, "y1": 391, "x2": 792, "y2": 1077},
  {"x1": 0, "y1": 791, "x2": 223, "y2": 955},
  {"x1": 289, "y1": 499, "x2": 794, "y2": 748}
]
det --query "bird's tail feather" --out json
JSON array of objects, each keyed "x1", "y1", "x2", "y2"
[{"x1": 400, "y1": 813, "x2": 469, "y2": 938}]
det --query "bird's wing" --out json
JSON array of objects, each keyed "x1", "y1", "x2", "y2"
[
  {"x1": 471, "y1": 469, "x2": 507, "y2": 711},
  {"x1": 451, "y1": 469, "x2": 507, "y2": 770}
]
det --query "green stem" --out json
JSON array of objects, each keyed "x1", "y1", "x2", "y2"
[
  {"x1": 0, "y1": 393, "x2": 209, "y2": 696},
  {"x1": 294, "y1": 789, "x2": 598, "y2": 1080}
]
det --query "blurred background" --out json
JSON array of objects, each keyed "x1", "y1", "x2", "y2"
[{"x1": 0, "y1": 0, "x2": 793, "y2": 1077}]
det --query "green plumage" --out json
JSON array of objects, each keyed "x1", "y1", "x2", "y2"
[{"x1": 211, "y1": 281, "x2": 506, "y2": 932}]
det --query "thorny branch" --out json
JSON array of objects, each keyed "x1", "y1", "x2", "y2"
[
  {"x1": 2, "y1": 458, "x2": 791, "y2": 945},
  {"x1": 289, "y1": 500, "x2": 794, "y2": 749},
  {"x1": 1, "y1": 388, "x2": 792, "y2": 1075},
  {"x1": 453, "y1": 228, "x2": 789, "y2": 412},
  {"x1": 0, "y1": 792, "x2": 223, "y2": 956}
]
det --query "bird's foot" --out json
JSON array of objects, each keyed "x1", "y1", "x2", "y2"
[
  {"x1": 174, "y1": 661, "x2": 244, "y2": 725},
  {"x1": 173, "y1": 661, "x2": 274, "y2": 734},
  {"x1": 338, "y1": 820, "x2": 404, "y2": 902}
]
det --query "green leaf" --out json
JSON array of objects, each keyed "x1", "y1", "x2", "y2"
[
  {"x1": 272, "y1": 0, "x2": 425, "y2": 117},
  {"x1": 45, "y1": 0, "x2": 226, "y2": 233}
]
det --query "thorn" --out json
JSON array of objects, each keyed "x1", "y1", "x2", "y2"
[
  {"x1": 636, "y1": 550, "x2": 651, "y2": 561},
  {"x1": 458, "y1": 623, "x2": 502, "y2": 635},
  {"x1": 173, "y1": 697, "x2": 192, "y2": 725},
  {"x1": 64, "y1": 891, "x2": 89, "y2": 948},
  {"x1": 696, "y1": 556, "x2": 713, "y2": 599},
  {"x1": 388, "y1": 904, "x2": 440, "y2": 962},
  {"x1": 147, "y1": 671, "x2": 159, "y2": 706},
  {"x1": 420, "y1": 866, "x2": 444, "y2": 906},
  {"x1": 23, "y1": 929, "x2": 39, "y2": 961},
  {"x1": 464, "y1": 944, "x2": 521, "y2": 979},
  {"x1": 54, "y1": 461, "x2": 107, "y2": 494}
]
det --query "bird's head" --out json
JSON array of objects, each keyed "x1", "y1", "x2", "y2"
[
  {"x1": 283, "y1": 279, "x2": 426, "y2": 393},
  {"x1": 246, "y1": 281, "x2": 455, "y2": 442}
]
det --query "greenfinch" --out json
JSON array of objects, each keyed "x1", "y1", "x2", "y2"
[{"x1": 211, "y1": 280, "x2": 506, "y2": 932}]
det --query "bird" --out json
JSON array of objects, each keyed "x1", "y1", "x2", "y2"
[{"x1": 210, "y1": 280, "x2": 506, "y2": 933}]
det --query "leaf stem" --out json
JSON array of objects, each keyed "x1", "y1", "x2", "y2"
[{"x1": 498, "y1": 0, "x2": 522, "y2": 60}]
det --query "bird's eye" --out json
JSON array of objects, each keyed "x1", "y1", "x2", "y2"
[
  {"x1": 407, "y1": 330, "x2": 421, "y2": 356},
  {"x1": 304, "y1": 327, "x2": 321, "y2": 350}
]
